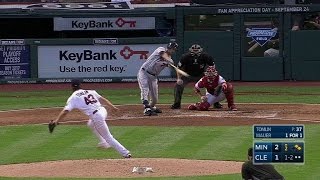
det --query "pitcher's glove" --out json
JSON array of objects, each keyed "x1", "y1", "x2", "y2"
[{"x1": 48, "y1": 120, "x2": 58, "y2": 133}]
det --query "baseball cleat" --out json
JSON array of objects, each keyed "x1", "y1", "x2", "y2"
[
  {"x1": 213, "y1": 102, "x2": 223, "y2": 109},
  {"x1": 153, "y1": 108, "x2": 162, "y2": 113},
  {"x1": 144, "y1": 108, "x2": 158, "y2": 116},
  {"x1": 170, "y1": 104, "x2": 181, "y2": 109},
  {"x1": 124, "y1": 153, "x2": 132, "y2": 158},
  {"x1": 229, "y1": 105, "x2": 238, "y2": 111}
]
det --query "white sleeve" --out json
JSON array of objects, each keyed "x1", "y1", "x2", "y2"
[
  {"x1": 218, "y1": 76, "x2": 226, "y2": 85},
  {"x1": 167, "y1": 58, "x2": 174, "y2": 64},
  {"x1": 194, "y1": 78, "x2": 203, "y2": 91},
  {"x1": 156, "y1": 47, "x2": 166, "y2": 54},
  {"x1": 92, "y1": 90, "x2": 102, "y2": 99},
  {"x1": 63, "y1": 96, "x2": 75, "y2": 111}
]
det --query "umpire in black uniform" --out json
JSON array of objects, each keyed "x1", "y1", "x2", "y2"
[
  {"x1": 171, "y1": 44, "x2": 221, "y2": 109},
  {"x1": 242, "y1": 147, "x2": 284, "y2": 180}
]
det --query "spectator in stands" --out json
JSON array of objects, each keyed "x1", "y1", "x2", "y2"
[
  {"x1": 264, "y1": 18, "x2": 279, "y2": 57},
  {"x1": 291, "y1": 14, "x2": 303, "y2": 31},
  {"x1": 303, "y1": 13, "x2": 320, "y2": 30},
  {"x1": 292, "y1": 13, "x2": 320, "y2": 31}
]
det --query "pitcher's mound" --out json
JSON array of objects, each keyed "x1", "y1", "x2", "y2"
[{"x1": 0, "y1": 158, "x2": 243, "y2": 178}]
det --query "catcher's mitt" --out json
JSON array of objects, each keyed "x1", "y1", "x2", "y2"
[{"x1": 48, "y1": 120, "x2": 57, "y2": 133}]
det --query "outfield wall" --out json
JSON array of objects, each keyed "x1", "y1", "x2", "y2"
[{"x1": 0, "y1": 2, "x2": 320, "y2": 83}]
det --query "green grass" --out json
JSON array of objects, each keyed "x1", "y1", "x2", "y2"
[
  {"x1": 0, "y1": 85, "x2": 320, "y2": 179},
  {"x1": 0, "y1": 125, "x2": 319, "y2": 179},
  {"x1": 0, "y1": 126, "x2": 252, "y2": 164},
  {"x1": 1, "y1": 86, "x2": 320, "y2": 110}
]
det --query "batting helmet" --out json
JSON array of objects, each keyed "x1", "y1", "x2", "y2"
[
  {"x1": 189, "y1": 44, "x2": 203, "y2": 56},
  {"x1": 167, "y1": 42, "x2": 178, "y2": 50}
]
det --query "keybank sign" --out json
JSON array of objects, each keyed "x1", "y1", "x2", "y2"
[
  {"x1": 54, "y1": 17, "x2": 155, "y2": 31},
  {"x1": 37, "y1": 44, "x2": 171, "y2": 78}
]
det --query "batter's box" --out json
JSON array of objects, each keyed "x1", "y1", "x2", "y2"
[{"x1": 190, "y1": 110, "x2": 279, "y2": 119}]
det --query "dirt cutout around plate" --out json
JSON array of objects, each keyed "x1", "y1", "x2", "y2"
[{"x1": 0, "y1": 158, "x2": 243, "y2": 178}]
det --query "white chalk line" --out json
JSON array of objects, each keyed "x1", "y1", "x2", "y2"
[
  {"x1": 3, "y1": 113, "x2": 320, "y2": 128},
  {"x1": 1, "y1": 104, "x2": 320, "y2": 127}
]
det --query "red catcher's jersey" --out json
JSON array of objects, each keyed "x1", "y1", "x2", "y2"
[{"x1": 196, "y1": 75, "x2": 220, "y2": 95}]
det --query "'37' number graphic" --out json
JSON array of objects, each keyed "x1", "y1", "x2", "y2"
[{"x1": 84, "y1": 94, "x2": 97, "y2": 105}]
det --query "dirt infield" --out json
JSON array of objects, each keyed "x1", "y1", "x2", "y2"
[
  {"x1": 0, "y1": 82, "x2": 319, "y2": 178},
  {"x1": 1, "y1": 103, "x2": 319, "y2": 126}
]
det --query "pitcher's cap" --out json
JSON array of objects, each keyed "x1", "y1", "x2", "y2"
[{"x1": 71, "y1": 79, "x2": 81, "y2": 88}]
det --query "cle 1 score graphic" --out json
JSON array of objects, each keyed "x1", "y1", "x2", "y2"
[{"x1": 253, "y1": 142, "x2": 304, "y2": 163}]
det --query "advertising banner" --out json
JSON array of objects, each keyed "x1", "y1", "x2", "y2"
[
  {"x1": 27, "y1": 2, "x2": 133, "y2": 10},
  {"x1": 38, "y1": 44, "x2": 172, "y2": 78},
  {"x1": 0, "y1": 2, "x2": 133, "y2": 10},
  {"x1": 54, "y1": 17, "x2": 155, "y2": 31},
  {"x1": 0, "y1": 45, "x2": 30, "y2": 79}
]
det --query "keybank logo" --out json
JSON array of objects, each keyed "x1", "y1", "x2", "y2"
[
  {"x1": 59, "y1": 50, "x2": 117, "y2": 63},
  {"x1": 247, "y1": 28, "x2": 277, "y2": 46},
  {"x1": 72, "y1": 20, "x2": 113, "y2": 29}
]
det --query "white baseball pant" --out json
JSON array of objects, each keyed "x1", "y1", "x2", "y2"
[
  {"x1": 88, "y1": 107, "x2": 130, "y2": 157},
  {"x1": 137, "y1": 69, "x2": 158, "y2": 107},
  {"x1": 206, "y1": 92, "x2": 226, "y2": 106}
]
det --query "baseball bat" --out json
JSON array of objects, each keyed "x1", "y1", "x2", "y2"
[
  {"x1": 248, "y1": 39, "x2": 255, "y2": 45},
  {"x1": 248, "y1": 42, "x2": 259, "y2": 53},
  {"x1": 168, "y1": 63, "x2": 190, "y2": 77}
]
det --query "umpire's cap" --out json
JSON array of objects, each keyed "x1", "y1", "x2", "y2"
[
  {"x1": 71, "y1": 79, "x2": 81, "y2": 88},
  {"x1": 167, "y1": 42, "x2": 178, "y2": 50}
]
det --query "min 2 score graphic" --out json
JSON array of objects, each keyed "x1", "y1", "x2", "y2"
[{"x1": 252, "y1": 125, "x2": 305, "y2": 164}]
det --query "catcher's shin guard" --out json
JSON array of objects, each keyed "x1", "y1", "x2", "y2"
[
  {"x1": 188, "y1": 104, "x2": 197, "y2": 110},
  {"x1": 196, "y1": 101, "x2": 210, "y2": 111},
  {"x1": 223, "y1": 82, "x2": 236, "y2": 109}
]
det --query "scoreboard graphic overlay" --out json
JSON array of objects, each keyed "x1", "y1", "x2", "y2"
[{"x1": 253, "y1": 125, "x2": 304, "y2": 164}]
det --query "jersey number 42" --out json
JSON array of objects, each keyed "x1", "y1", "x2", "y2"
[{"x1": 84, "y1": 94, "x2": 97, "y2": 105}]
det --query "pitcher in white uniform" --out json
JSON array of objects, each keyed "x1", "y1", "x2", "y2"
[
  {"x1": 137, "y1": 42, "x2": 178, "y2": 116},
  {"x1": 53, "y1": 79, "x2": 131, "y2": 158}
]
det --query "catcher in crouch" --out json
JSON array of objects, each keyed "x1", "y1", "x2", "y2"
[{"x1": 188, "y1": 66, "x2": 237, "y2": 111}]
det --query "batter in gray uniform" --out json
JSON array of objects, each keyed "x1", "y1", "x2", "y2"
[{"x1": 137, "y1": 42, "x2": 178, "y2": 116}]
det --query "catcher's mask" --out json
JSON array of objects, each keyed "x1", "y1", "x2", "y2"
[
  {"x1": 189, "y1": 44, "x2": 203, "y2": 56},
  {"x1": 204, "y1": 66, "x2": 218, "y2": 79}
]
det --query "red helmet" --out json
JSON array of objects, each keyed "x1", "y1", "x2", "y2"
[{"x1": 204, "y1": 66, "x2": 218, "y2": 78}]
